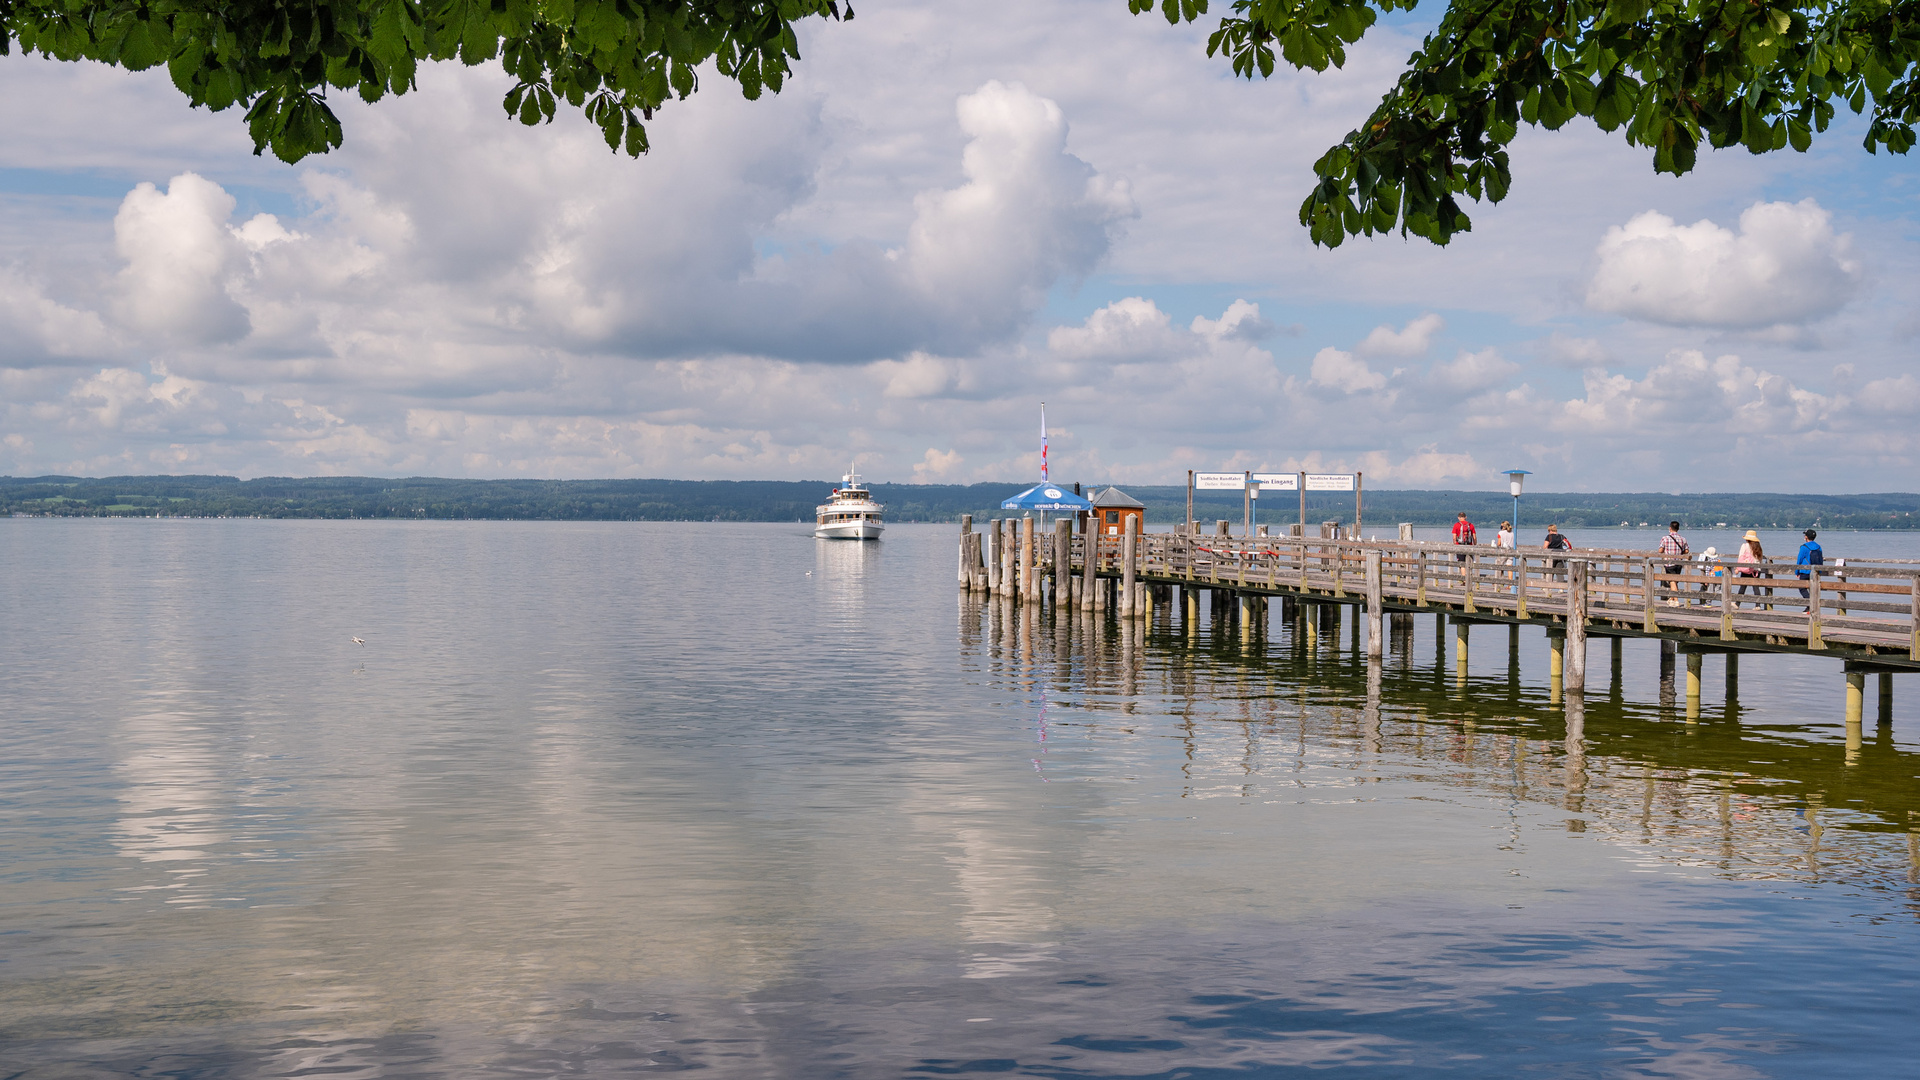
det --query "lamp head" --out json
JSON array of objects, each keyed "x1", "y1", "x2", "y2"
[{"x1": 1504, "y1": 469, "x2": 1531, "y2": 497}]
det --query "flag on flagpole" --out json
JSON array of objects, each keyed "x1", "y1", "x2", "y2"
[{"x1": 1040, "y1": 402, "x2": 1048, "y2": 481}]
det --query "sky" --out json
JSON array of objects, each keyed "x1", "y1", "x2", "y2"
[{"x1": 0, "y1": 0, "x2": 1915, "y2": 491}]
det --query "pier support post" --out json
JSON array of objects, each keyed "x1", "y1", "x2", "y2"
[
  {"x1": 1053, "y1": 519, "x2": 1071, "y2": 605},
  {"x1": 1847, "y1": 670, "x2": 1866, "y2": 725},
  {"x1": 1121, "y1": 516, "x2": 1138, "y2": 618},
  {"x1": 1685, "y1": 652, "x2": 1702, "y2": 720},
  {"x1": 1548, "y1": 631, "x2": 1563, "y2": 704},
  {"x1": 960, "y1": 515, "x2": 973, "y2": 587},
  {"x1": 1453, "y1": 620, "x2": 1469, "y2": 683},
  {"x1": 987, "y1": 519, "x2": 1002, "y2": 593},
  {"x1": 1365, "y1": 550, "x2": 1384, "y2": 660},
  {"x1": 1659, "y1": 640, "x2": 1676, "y2": 711},
  {"x1": 1019, "y1": 517, "x2": 1036, "y2": 604},
  {"x1": 1002, "y1": 521, "x2": 1017, "y2": 598},
  {"x1": 1080, "y1": 526, "x2": 1097, "y2": 612},
  {"x1": 1880, "y1": 672, "x2": 1894, "y2": 725},
  {"x1": 1566, "y1": 560, "x2": 1588, "y2": 692},
  {"x1": 1726, "y1": 652, "x2": 1739, "y2": 705}
]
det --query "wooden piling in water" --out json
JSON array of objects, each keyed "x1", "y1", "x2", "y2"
[
  {"x1": 1053, "y1": 519, "x2": 1071, "y2": 605},
  {"x1": 1365, "y1": 549, "x2": 1384, "y2": 660},
  {"x1": 988, "y1": 519, "x2": 1003, "y2": 593},
  {"x1": 1081, "y1": 526, "x2": 1097, "y2": 611},
  {"x1": 1121, "y1": 516, "x2": 1138, "y2": 619},
  {"x1": 1010, "y1": 517, "x2": 1023, "y2": 601},
  {"x1": 1019, "y1": 517, "x2": 1036, "y2": 604},
  {"x1": 1686, "y1": 651, "x2": 1703, "y2": 720},
  {"x1": 1566, "y1": 560, "x2": 1588, "y2": 692},
  {"x1": 959, "y1": 514, "x2": 972, "y2": 587}
]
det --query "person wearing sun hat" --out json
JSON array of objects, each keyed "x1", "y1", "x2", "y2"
[
  {"x1": 1695, "y1": 545, "x2": 1721, "y2": 603},
  {"x1": 1735, "y1": 529, "x2": 1770, "y2": 606}
]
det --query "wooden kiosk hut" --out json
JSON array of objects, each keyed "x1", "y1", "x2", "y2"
[{"x1": 1091, "y1": 487, "x2": 1144, "y2": 537}]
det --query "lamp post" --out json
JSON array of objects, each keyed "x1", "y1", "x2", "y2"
[{"x1": 1504, "y1": 470, "x2": 1531, "y2": 538}]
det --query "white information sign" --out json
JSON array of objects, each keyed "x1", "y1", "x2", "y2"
[
  {"x1": 1306, "y1": 473, "x2": 1356, "y2": 492},
  {"x1": 1194, "y1": 472, "x2": 1246, "y2": 490},
  {"x1": 1252, "y1": 473, "x2": 1299, "y2": 490}
]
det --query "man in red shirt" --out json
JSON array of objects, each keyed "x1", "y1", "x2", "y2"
[{"x1": 1451, "y1": 512, "x2": 1477, "y2": 562}]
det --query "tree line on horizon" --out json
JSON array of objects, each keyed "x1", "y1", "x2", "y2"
[{"x1": 3, "y1": 475, "x2": 1918, "y2": 530}]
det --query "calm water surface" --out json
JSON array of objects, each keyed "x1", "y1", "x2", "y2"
[{"x1": 3, "y1": 520, "x2": 1919, "y2": 1078}]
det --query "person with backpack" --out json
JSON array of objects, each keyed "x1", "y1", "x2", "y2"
[
  {"x1": 1657, "y1": 521, "x2": 1689, "y2": 605},
  {"x1": 1796, "y1": 529, "x2": 1824, "y2": 608},
  {"x1": 1451, "y1": 512, "x2": 1477, "y2": 562}
]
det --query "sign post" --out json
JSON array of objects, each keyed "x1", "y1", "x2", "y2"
[{"x1": 1186, "y1": 470, "x2": 1195, "y2": 534}]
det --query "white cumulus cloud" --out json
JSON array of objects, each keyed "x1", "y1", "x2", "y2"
[
  {"x1": 1046, "y1": 296, "x2": 1184, "y2": 362},
  {"x1": 1584, "y1": 200, "x2": 1860, "y2": 328},
  {"x1": 1309, "y1": 347, "x2": 1387, "y2": 393},
  {"x1": 1355, "y1": 313, "x2": 1444, "y2": 358},
  {"x1": 112, "y1": 172, "x2": 252, "y2": 344}
]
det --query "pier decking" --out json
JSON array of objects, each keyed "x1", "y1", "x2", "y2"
[{"x1": 959, "y1": 516, "x2": 1918, "y2": 725}]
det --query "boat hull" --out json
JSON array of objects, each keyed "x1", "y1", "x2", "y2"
[{"x1": 815, "y1": 520, "x2": 884, "y2": 540}]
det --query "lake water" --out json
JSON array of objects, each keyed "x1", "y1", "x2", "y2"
[{"x1": 3, "y1": 519, "x2": 1918, "y2": 1078}]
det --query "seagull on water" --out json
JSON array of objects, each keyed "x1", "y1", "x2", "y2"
[{"x1": 351, "y1": 637, "x2": 366, "y2": 645}]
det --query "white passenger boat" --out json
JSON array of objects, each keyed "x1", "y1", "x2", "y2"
[{"x1": 815, "y1": 468, "x2": 884, "y2": 540}]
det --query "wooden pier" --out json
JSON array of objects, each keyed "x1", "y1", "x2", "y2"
[{"x1": 959, "y1": 515, "x2": 1917, "y2": 725}]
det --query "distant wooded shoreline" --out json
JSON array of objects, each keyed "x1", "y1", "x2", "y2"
[{"x1": 4, "y1": 475, "x2": 1918, "y2": 530}]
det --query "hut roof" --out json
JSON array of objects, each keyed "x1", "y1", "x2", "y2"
[{"x1": 1090, "y1": 486, "x2": 1144, "y2": 509}]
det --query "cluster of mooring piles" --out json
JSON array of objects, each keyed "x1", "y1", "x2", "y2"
[{"x1": 959, "y1": 518, "x2": 1920, "y2": 739}]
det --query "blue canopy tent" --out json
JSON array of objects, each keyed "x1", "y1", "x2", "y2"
[{"x1": 1001, "y1": 483, "x2": 1093, "y2": 513}]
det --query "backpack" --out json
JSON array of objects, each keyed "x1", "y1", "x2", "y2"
[{"x1": 1457, "y1": 522, "x2": 1476, "y2": 544}]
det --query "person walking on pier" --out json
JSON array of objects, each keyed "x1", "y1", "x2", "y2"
[
  {"x1": 1796, "y1": 528, "x2": 1824, "y2": 607},
  {"x1": 1451, "y1": 512, "x2": 1477, "y2": 561},
  {"x1": 1658, "y1": 521, "x2": 1689, "y2": 605},
  {"x1": 1494, "y1": 520, "x2": 1517, "y2": 593},
  {"x1": 1543, "y1": 523, "x2": 1571, "y2": 583},
  {"x1": 1735, "y1": 530, "x2": 1770, "y2": 607}
]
